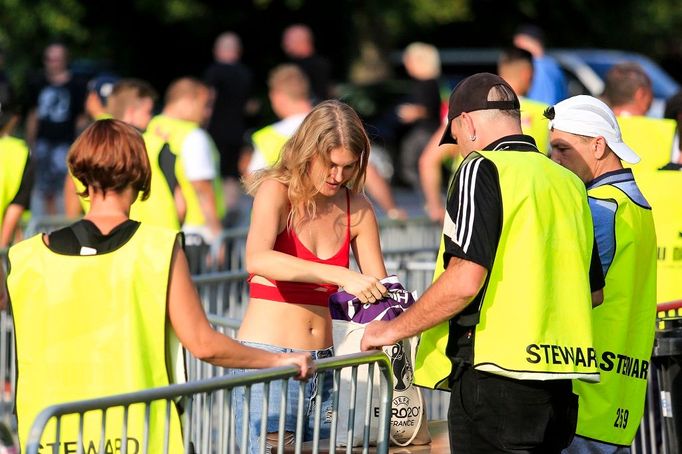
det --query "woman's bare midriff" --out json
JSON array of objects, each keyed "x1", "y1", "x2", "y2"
[{"x1": 238, "y1": 276, "x2": 334, "y2": 350}]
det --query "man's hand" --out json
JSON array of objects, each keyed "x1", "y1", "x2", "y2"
[{"x1": 360, "y1": 320, "x2": 398, "y2": 351}]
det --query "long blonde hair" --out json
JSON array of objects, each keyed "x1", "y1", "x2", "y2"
[{"x1": 245, "y1": 99, "x2": 370, "y2": 225}]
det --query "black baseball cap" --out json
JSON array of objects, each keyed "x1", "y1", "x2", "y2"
[{"x1": 439, "y1": 73, "x2": 520, "y2": 145}]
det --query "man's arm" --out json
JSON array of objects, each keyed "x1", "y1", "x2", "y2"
[
  {"x1": 361, "y1": 256, "x2": 487, "y2": 350},
  {"x1": 362, "y1": 154, "x2": 501, "y2": 349},
  {"x1": 25, "y1": 109, "x2": 38, "y2": 147},
  {"x1": 191, "y1": 180, "x2": 221, "y2": 238},
  {"x1": 1, "y1": 155, "x2": 35, "y2": 247},
  {"x1": 181, "y1": 129, "x2": 222, "y2": 238},
  {"x1": 419, "y1": 123, "x2": 457, "y2": 222}
]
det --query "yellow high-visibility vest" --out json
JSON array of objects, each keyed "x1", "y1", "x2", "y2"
[
  {"x1": 8, "y1": 224, "x2": 184, "y2": 453},
  {"x1": 415, "y1": 150, "x2": 598, "y2": 389},
  {"x1": 520, "y1": 97, "x2": 550, "y2": 155},
  {"x1": 251, "y1": 125, "x2": 291, "y2": 168},
  {"x1": 147, "y1": 115, "x2": 225, "y2": 227},
  {"x1": 619, "y1": 116, "x2": 675, "y2": 176},
  {"x1": 636, "y1": 170, "x2": 682, "y2": 303},
  {"x1": 0, "y1": 136, "x2": 30, "y2": 234},
  {"x1": 573, "y1": 182, "x2": 657, "y2": 445}
]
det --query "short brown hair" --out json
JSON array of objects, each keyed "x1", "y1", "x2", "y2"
[
  {"x1": 107, "y1": 79, "x2": 157, "y2": 120},
  {"x1": 68, "y1": 119, "x2": 151, "y2": 200},
  {"x1": 268, "y1": 64, "x2": 310, "y2": 101},
  {"x1": 164, "y1": 77, "x2": 209, "y2": 105},
  {"x1": 603, "y1": 62, "x2": 651, "y2": 107}
]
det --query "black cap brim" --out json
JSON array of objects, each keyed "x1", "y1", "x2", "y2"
[{"x1": 439, "y1": 119, "x2": 456, "y2": 145}]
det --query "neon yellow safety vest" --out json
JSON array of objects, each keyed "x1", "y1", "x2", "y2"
[
  {"x1": 8, "y1": 224, "x2": 184, "y2": 453},
  {"x1": 415, "y1": 150, "x2": 598, "y2": 390},
  {"x1": 147, "y1": 115, "x2": 225, "y2": 227},
  {"x1": 636, "y1": 170, "x2": 682, "y2": 303},
  {"x1": 251, "y1": 125, "x2": 290, "y2": 168},
  {"x1": 619, "y1": 116, "x2": 675, "y2": 176},
  {"x1": 130, "y1": 131, "x2": 182, "y2": 230},
  {"x1": 520, "y1": 97, "x2": 550, "y2": 155},
  {"x1": 0, "y1": 136, "x2": 30, "y2": 234},
  {"x1": 571, "y1": 182, "x2": 657, "y2": 445}
]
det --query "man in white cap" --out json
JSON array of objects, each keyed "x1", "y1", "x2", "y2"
[{"x1": 546, "y1": 95, "x2": 657, "y2": 453}]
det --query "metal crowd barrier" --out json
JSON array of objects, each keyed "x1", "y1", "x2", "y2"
[
  {"x1": 25, "y1": 351, "x2": 393, "y2": 454},
  {"x1": 193, "y1": 271, "x2": 249, "y2": 319}
]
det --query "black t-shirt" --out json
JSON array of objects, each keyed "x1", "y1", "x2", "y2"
[
  {"x1": 409, "y1": 78, "x2": 442, "y2": 130},
  {"x1": 204, "y1": 62, "x2": 253, "y2": 145},
  {"x1": 9, "y1": 152, "x2": 35, "y2": 209},
  {"x1": 157, "y1": 143, "x2": 179, "y2": 193},
  {"x1": 26, "y1": 73, "x2": 86, "y2": 142},
  {"x1": 443, "y1": 135, "x2": 605, "y2": 363},
  {"x1": 290, "y1": 54, "x2": 332, "y2": 102}
]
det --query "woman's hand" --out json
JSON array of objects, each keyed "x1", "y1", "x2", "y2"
[
  {"x1": 338, "y1": 269, "x2": 388, "y2": 303},
  {"x1": 276, "y1": 352, "x2": 315, "y2": 380}
]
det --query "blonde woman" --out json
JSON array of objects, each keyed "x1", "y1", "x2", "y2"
[{"x1": 237, "y1": 99, "x2": 388, "y2": 451}]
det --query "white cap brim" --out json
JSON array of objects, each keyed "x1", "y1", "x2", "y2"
[{"x1": 609, "y1": 140, "x2": 640, "y2": 164}]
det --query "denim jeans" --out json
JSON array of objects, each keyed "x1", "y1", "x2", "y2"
[
  {"x1": 563, "y1": 435, "x2": 631, "y2": 454},
  {"x1": 232, "y1": 341, "x2": 334, "y2": 454}
]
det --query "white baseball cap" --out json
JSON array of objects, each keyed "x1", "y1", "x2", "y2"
[{"x1": 547, "y1": 95, "x2": 640, "y2": 164}]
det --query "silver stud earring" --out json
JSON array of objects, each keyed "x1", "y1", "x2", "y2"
[{"x1": 470, "y1": 135, "x2": 477, "y2": 142}]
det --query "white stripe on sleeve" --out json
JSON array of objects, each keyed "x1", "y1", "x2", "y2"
[{"x1": 454, "y1": 157, "x2": 484, "y2": 252}]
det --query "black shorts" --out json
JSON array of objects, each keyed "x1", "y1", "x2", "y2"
[{"x1": 448, "y1": 367, "x2": 578, "y2": 453}]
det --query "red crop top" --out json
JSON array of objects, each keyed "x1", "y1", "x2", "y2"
[{"x1": 248, "y1": 189, "x2": 351, "y2": 307}]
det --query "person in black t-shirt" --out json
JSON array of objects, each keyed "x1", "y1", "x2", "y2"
[
  {"x1": 282, "y1": 24, "x2": 332, "y2": 103},
  {"x1": 397, "y1": 42, "x2": 443, "y2": 191},
  {"x1": 25, "y1": 42, "x2": 87, "y2": 216},
  {"x1": 204, "y1": 32, "x2": 254, "y2": 221}
]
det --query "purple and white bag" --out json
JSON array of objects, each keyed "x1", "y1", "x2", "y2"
[
  {"x1": 329, "y1": 275, "x2": 430, "y2": 447},
  {"x1": 329, "y1": 275, "x2": 416, "y2": 323}
]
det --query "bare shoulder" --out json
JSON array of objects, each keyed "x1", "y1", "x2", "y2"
[
  {"x1": 348, "y1": 191, "x2": 378, "y2": 231},
  {"x1": 254, "y1": 178, "x2": 289, "y2": 205},
  {"x1": 348, "y1": 190, "x2": 375, "y2": 213}
]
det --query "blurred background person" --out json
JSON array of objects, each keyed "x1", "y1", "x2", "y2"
[
  {"x1": 282, "y1": 23, "x2": 332, "y2": 102},
  {"x1": 397, "y1": 42, "x2": 443, "y2": 192},
  {"x1": 497, "y1": 46, "x2": 550, "y2": 154},
  {"x1": 0, "y1": 90, "x2": 34, "y2": 248},
  {"x1": 25, "y1": 42, "x2": 87, "y2": 216},
  {"x1": 513, "y1": 24, "x2": 568, "y2": 105},
  {"x1": 419, "y1": 46, "x2": 551, "y2": 223},
  {"x1": 636, "y1": 91, "x2": 682, "y2": 306},
  {"x1": 204, "y1": 31, "x2": 254, "y2": 224},
  {"x1": 84, "y1": 73, "x2": 119, "y2": 121},
  {"x1": 7, "y1": 119, "x2": 313, "y2": 451},
  {"x1": 64, "y1": 78, "x2": 186, "y2": 232},
  {"x1": 603, "y1": 62, "x2": 677, "y2": 175},
  {"x1": 147, "y1": 78, "x2": 224, "y2": 248}
]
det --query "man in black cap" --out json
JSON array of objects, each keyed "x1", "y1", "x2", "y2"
[{"x1": 361, "y1": 73, "x2": 604, "y2": 453}]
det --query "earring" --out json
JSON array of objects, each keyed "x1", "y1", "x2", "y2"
[{"x1": 470, "y1": 135, "x2": 477, "y2": 142}]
